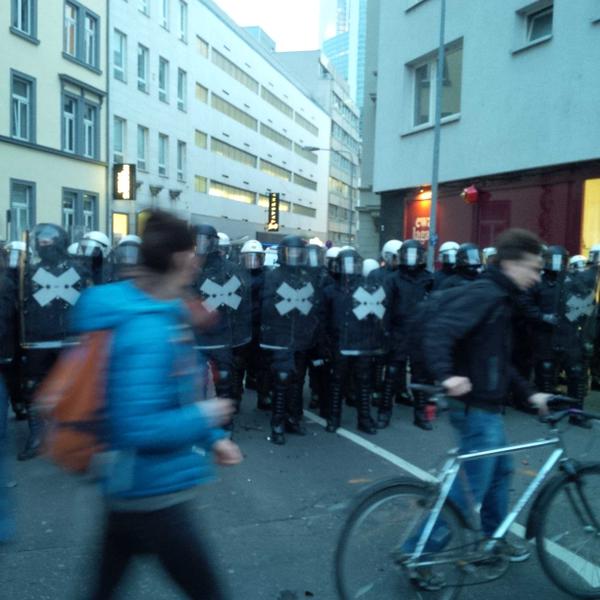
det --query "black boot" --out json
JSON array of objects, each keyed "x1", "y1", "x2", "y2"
[
  {"x1": 326, "y1": 379, "x2": 343, "y2": 433},
  {"x1": 18, "y1": 412, "x2": 43, "y2": 461},
  {"x1": 357, "y1": 386, "x2": 377, "y2": 435},
  {"x1": 285, "y1": 373, "x2": 307, "y2": 435},
  {"x1": 270, "y1": 376, "x2": 287, "y2": 445},
  {"x1": 378, "y1": 372, "x2": 395, "y2": 429},
  {"x1": 567, "y1": 371, "x2": 591, "y2": 429},
  {"x1": 413, "y1": 390, "x2": 433, "y2": 431}
]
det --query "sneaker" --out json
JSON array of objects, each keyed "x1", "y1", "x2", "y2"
[{"x1": 494, "y1": 539, "x2": 531, "y2": 563}]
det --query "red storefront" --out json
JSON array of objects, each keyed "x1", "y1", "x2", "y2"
[{"x1": 402, "y1": 160, "x2": 600, "y2": 257}]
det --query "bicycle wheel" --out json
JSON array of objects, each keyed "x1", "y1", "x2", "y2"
[
  {"x1": 335, "y1": 478, "x2": 467, "y2": 600},
  {"x1": 536, "y1": 464, "x2": 600, "y2": 598}
]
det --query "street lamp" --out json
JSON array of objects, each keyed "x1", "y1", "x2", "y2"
[{"x1": 302, "y1": 146, "x2": 355, "y2": 244}]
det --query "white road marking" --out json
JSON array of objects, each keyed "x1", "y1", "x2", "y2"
[{"x1": 304, "y1": 409, "x2": 600, "y2": 586}]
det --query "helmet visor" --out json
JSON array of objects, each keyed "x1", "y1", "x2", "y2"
[
  {"x1": 115, "y1": 244, "x2": 140, "y2": 266},
  {"x1": 196, "y1": 233, "x2": 218, "y2": 256},
  {"x1": 382, "y1": 252, "x2": 398, "y2": 267},
  {"x1": 79, "y1": 239, "x2": 105, "y2": 257},
  {"x1": 404, "y1": 247, "x2": 419, "y2": 267},
  {"x1": 441, "y1": 249, "x2": 457, "y2": 265},
  {"x1": 340, "y1": 255, "x2": 361, "y2": 276},
  {"x1": 464, "y1": 248, "x2": 481, "y2": 266},
  {"x1": 283, "y1": 246, "x2": 306, "y2": 267},
  {"x1": 307, "y1": 247, "x2": 324, "y2": 268},
  {"x1": 242, "y1": 253, "x2": 264, "y2": 270},
  {"x1": 8, "y1": 248, "x2": 22, "y2": 269},
  {"x1": 547, "y1": 254, "x2": 565, "y2": 272}
]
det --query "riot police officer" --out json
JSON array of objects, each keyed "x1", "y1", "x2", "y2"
[
  {"x1": 17, "y1": 224, "x2": 91, "y2": 459},
  {"x1": 193, "y1": 225, "x2": 252, "y2": 420},
  {"x1": 260, "y1": 235, "x2": 323, "y2": 445},
  {"x1": 79, "y1": 230, "x2": 112, "y2": 284},
  {"x1": 482, "y1": 246, "x2": 498, "y2": 269},
  {"x1": 432, "y1": 240, "x2": 459, "y2": 290},
  {"x1": 532, "y1": 245, "x2": 594, "y2": 425},
  {"x1": 438, "y1": 243, "x2": 482, "y2": 290},
  {"x1": 324, "y1": 248, "x2": 388, "y2": 434},
  {"x1": 235, "y1": 240, "x2": 270, "y2": 411},
  {"x1": 110, "y1": 234, "x2": 142, "y2": 281},
  {"x1": 380, "y1": 239, "x2": 434, "y2": 429}
]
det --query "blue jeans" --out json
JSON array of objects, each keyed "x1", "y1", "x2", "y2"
[
  {"x1": 0, "y1": 375, "x2": 15, "y2": 542},
  {"x1": 448, "y1": 407, "x2": 513, "y2": 537}
]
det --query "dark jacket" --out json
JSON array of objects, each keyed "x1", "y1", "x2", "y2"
[
  {"x1": 432, "y1": 266, "x2": 454, "y2": 291},
  {"x1": 423, "y1": 266, "x2": 534, "y2": 411},
  {"x1": 438, "y1": 271, "x2": 479, "y2": 291}
]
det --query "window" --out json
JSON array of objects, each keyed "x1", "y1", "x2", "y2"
[
  {"x1": 293, "y1": 143, "x2": 318, "y2": 164},
  {"x1": 137, "y1": 44, "x2": 149, "y2": 92},
  {"x1": 113, "y1": 116, "x2": 125, "y2": 163},
  {"x1": 194, "y1": 176, "x2": 207, "y2": 193},
  {"x1": 64, "y1": 2, "x2": 78, "y2": 56},
  {"x1": 64, "y1": 1, "x2": 99, "y2": 70},
  {"x1": 159, "y1": 57, "x2": 169, "y2": 102},
  {"x1": 331, "y1": 92, "x2": 359, "y2": 130},
  {"x1": 212, "y1": 49, "x2": 259, "y2": 93},
  {"x1": 260, "y1": 159, "x2": 291, "y2": 182},
  {"x1": 83, "y1": 104, "x2": 97, "y2": 158},
  {"x1": 412, "y1": 42, "x2": 463, "y2": 127},
  {"x1": 178, "y1": 1, "x2": 187, "y2": 42},
  {"x1": 331, "y1": 122, "x2": 360, "y2": 153},
  {"x1": 177, "y1": 141, "x2": 186, "y2": 181},
  {"x1": 260, "y1": 123, "x2": 292, "y2": 150},
  {"x1": 331, "y1": 150, "x2": 353, "y2": 174},
  {"x1": 194, "y1": 129, "x2": 207, "y2": 148},
  {"x1": 261, "y1": 87, "x2": 293, "y2": 119},
  {"x1": 114, "y1": 29, "x2": 127, "y2": 81},
  {"x1": 212, "y1": 94, "x2": 258, "y2": 130},
  {"x1": 139, "y1": 0, "x2": 149, "y2": 16},
  {"x1": 10, "y1": 179, "x2": 35, "y2": 240},
  {"x1": 211, "y1": 138, "x2": 257, "y2": 168},
  {"x1": 161, "y1": 0, "x2": 169, "y2": 29},
  {"x1": 527, "y1": 6, "x2": 553, "y2": 42},
  {"x1": 209, "y1": 181, "x2": 255, "y2": 205},
  {"x1": 137, "y1": 125, "x2": 148, "y2": 171},
  {"x1": 196, "y1": 36, "x2": 209, "y2": 58},
  {"x1": 294, "y1": 112, "x2": 319, "y2": 137},
  {"x1": 62, "y1": 96, "x2": 77, "y2": 153},
  {"x1": 158, "y1": 133, "x2": 169, "y2": 176},
  {"x1": 195, "y1": 82, "x2": 208, "y2": 103},
  {"x1": 294, "y1": 173, "x2": 318, "y2": 191},
  {"x1": 11, "y1": 71, "x2": 35, "y2": 142},
  {"x1": 60, "y1": 78, "x2": 102, "y2": 159},
  {"x1": 12, "y1": 0, "x2": 37, "y2": 40},
  {"x1": 62, "y1": 189, "x2": 98, "y2": 238},
  {"x1": 292, "y1": 204, "x2": 316, "y2": 218},
  {"x1": 177, "y1": 68, "x2": 187, "y2": 111}
]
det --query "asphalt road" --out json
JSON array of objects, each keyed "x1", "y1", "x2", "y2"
[{"x1": 1, "y1": 391, "x2": 599, "y2": 600}]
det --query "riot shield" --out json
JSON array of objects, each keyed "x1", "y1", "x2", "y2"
[
  {"x1": 194, "y1": 254, "x2": 252, "y2": 349},
  {"x1": 561, "y1": 267, "x2": 599, "y2": 347},
  {"x1": 334, "y1": 277, "x2": 389, "y2": 356},
  {"x1": 260, "y1": 266, "x2": 322, "y2": 352}
]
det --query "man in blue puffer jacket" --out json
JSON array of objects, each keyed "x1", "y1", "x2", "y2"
[{"x1": 72, "y1": 211, "x2": 242, "y2": 600}]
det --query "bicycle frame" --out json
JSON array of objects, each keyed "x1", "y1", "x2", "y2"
[{"x1": 410, "y1": 432, "x2": 566, "y2": 563}]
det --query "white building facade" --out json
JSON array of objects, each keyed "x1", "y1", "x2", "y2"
[
  {"x1": 277, "y1": 50, "x2": 361, "y2": 246},
  {"x1": 109, "y1": 0, "x2": 331, "y2": 243},
  {"x1": 362, "y1": 0, "x2": 600, "y2": 256},
  {"x1": 1, "y1": 0, "x2": 108, "y2": 243}
]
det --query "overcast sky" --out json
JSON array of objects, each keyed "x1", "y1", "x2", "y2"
[{"x1": 213, "y1": 0, "x2": 335, "y2": 52}]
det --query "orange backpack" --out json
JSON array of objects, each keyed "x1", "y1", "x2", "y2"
[{"x1": 35, "y1": 330, "x2": 111, "y2": 473}]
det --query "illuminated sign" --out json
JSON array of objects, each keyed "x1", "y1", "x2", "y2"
[
  {"x1": 113, "y1": 164, "x2": 137, "y2": 200},
  {"x1": 266, "y1": 192, "x2": 280, "y2": 231}
]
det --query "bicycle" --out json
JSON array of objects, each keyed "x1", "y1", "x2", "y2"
[{"x1": 335, "y1": 385, "x2": 600, "y2": 599}]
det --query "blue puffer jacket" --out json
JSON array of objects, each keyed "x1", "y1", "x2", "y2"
[{"x1": 71, "y1": 280, "x2": 226, "y2": 499}]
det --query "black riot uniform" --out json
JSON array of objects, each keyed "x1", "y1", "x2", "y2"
[
  {"x1": 324, "y1": 249, "x2": 389, "y2": 434},
  {"x1": 438, "y1": 243, "x2": 482, "y2": 290},
  {"x1": 305, "y1": 244, "x2": 331, "y2": 417},
  {"x1": 18, "y1": 224, "x2": 91, "y2": 459},
  {"x1": 233, "y1": 241, "x2": 270, "y2": 411},
  {"x1": 380, "y1": 239, "x2": 434, "y2": 430},
  {"x1": 260, "y1": 236, "x2": 324, "y2": 445},
  {"x1": 193, "y1": 225, "x2": 252, "y2": 415},
  {"x1": 532, "y1": 246, "x2": 597, "y2": 424}
]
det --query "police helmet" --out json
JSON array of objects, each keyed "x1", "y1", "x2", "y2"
[
  {"x1": 277, "y1": 235, "x2": 306, "y2": 267},
  {"x1": 362, "y1": 258, "x2": 380, "y2": 278},
  {"x1": 399, "y1": 239, "x2": 425, "y2": 268},
  {"x1": 240, "y1": 239, "x2": 265, "y2": 270},
  {"x1": 438, "y1": 241, "x2": 459, "y2": 265},
  {"x1": 114, "y1": 235, "x2": 142, "y2": 266},
  {"x1": 31, "y1": 224, "x2": 69, "y2": 264},
  {"x1": 588, "y1": 244, "x2": 600, "y2": 265},
  {"x1": 337, "y1": 248, "x2": 362, "y2": 277},
  {"x1": 80, "y1": 230, "x2": 111, "y2": 258},
  {"x1": 543, "y1": 245, "x2": 568, "y2": 272},
  {"x1": 306, "y1": 244, "x2": 325, "y2": 269},
  {"x1": 325, "y1": 246, "x2": 341, "y2": 273},
  {"x1": 456, "y1": 243, "x2": 482, "y2": 269},
  {"x1": 195, "y1": 224, "x2": 219, "y2": 256},
  {"x1": 569, "y1": 255, "x2": 587, "y2": 272},
  {"x1": 380, "y1": 239, "x2": 402, "y2": 268}
]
